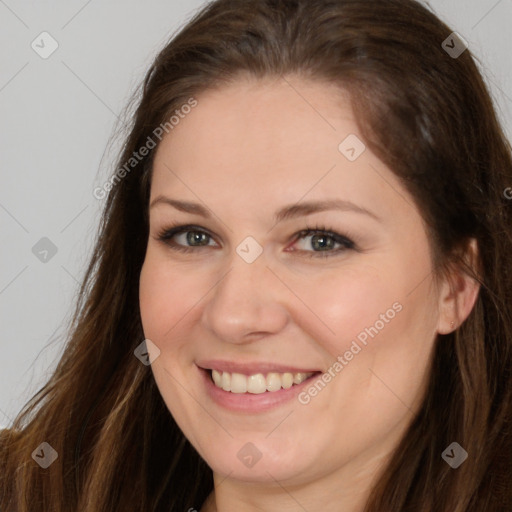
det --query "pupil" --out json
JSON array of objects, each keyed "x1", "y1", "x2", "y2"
[
  {"x1": 312, "y1": 234, "x2": 333, "y2": 251},
  {"x1": 188, "y1": 232, "x2": 207, "y2": 245}
]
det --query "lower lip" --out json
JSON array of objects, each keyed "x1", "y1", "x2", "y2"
[{"x1": 198, "y1": 366, "x2": 320, "y2": 413}]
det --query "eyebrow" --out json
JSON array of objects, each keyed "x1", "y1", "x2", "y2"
[{"x1": 149, "y1": 196, "x2": 382, "y2": 223}]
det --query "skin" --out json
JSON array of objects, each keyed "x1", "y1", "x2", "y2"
[{"x1": 139, "y1": 75, "x2": 480, "y2": 512}]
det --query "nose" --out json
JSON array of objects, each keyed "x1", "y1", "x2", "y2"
[{"x1": 201, "y1": 248, "x2": 290, "y2": 345}]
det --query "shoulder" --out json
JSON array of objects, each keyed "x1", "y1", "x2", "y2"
[
  {"x1": 0, "y1": 427, "x2": 15, "y2": 443},
  {"x1": 0, "y1": 427, "x2": 8, "y2": 448},
  {"x1": 0, "y1": 428, "x2": 18, "y2": 507},
  {"x1": 0, "y1": 428, "x2": 22, "y2": 482},
  {"x1": 0, "y1": 428, "x2": 10, "y2": 459},
  {"x1": 0, "y1": 428, "x2": 21, "y2": 459}
]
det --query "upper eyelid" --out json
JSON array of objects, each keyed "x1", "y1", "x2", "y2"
[
  {"x1": 156, "y1": 224, "x2": 354, "y2": 249},
  {"x1": 157, "y1": 224, "x2": 345, "y2": 238}
]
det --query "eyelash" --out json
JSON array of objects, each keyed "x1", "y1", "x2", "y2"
[{"x1": 155, "y1": 222, "x2": 356, "y2": 259}]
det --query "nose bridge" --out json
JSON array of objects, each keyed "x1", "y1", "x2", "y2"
[{"x1": 201, "y1": 245, "x2": 289, "y2": 343}]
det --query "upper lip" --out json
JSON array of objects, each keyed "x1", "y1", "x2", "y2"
[{"x1": 197, "y1": 360, "x2": 321, "y2": 375}]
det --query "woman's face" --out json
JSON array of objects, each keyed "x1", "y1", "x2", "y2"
[{"x1": 139, "y1": 76, "x2": 447, "y2": 486}]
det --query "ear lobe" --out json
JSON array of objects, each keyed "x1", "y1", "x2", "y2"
[{"x1": 436, "y1": 238, "x2": 481, "y2": 334}]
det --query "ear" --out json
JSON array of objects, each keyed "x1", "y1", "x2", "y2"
[{"x1": 436, "y1": 238, "x2": 481, "y2": 334}]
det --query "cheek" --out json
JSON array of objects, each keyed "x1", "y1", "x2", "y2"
[
  {"x1": 285, "y1": 253, "x2": 438, "y2": 374},
  {"x1": 138, "y1": 256, "x2": 205, "y2": 440},
  {"x1": 284, "y1": 263, "x2": 402, "y2": 362},
  {"x1": 139, "y1": 254, "x2": 200, "y2": 342},
  {"x1": 309, "y1": 264, "x2": 439, "y2": 423}
]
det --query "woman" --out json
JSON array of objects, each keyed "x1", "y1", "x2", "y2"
[{"x1": 1, "y1": 0, "x2": 511, "y2": 511}]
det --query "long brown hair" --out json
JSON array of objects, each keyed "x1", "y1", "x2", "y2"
[{"x1": 1, "y1": 0, "x2": 511, "y2": 510}]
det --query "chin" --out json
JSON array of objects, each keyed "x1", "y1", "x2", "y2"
[{"x1": 199, "y1": 437, "x2": 315, "y2": 484}]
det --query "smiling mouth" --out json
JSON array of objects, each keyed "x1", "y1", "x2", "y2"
[{"x1": 208, "y1": 369, "x2": 321, "y2": 394}]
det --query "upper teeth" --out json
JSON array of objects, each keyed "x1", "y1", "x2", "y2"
[{"x1": 211, "y1": 370, "x2": 314, "y2": 394}]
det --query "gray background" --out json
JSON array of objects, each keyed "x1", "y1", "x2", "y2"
[{"x1": 1, "y1": 0, "x2": 511, "y2": 429}]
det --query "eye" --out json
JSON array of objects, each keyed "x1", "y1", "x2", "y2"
[
  {"x1": 155, "y1": 222, "x2": 356, "y2": 258},
  {"x1": 156, "y1": 224, "x2": 216, "y2": 252},
  {"x1": 290, "y1": 223, "x2": 355, "y2": 258}
]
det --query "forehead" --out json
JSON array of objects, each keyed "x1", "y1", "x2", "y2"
[
  {"x1": 155, "y1": 76, "x2": 349, "y2": 173},
  {"x1": 150, "y1": 76, "x2": 413, "y2": 226}
]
